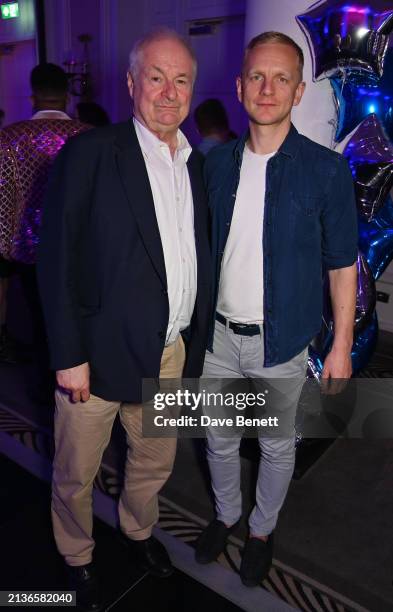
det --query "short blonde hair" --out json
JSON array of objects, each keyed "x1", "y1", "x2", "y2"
[{"x1": 243, "y1": 31, "x2": 304, "y2": 80}]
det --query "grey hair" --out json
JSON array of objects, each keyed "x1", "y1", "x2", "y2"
[{"x1": 128, "y1": 26, "x2": 197, "y2": 82}]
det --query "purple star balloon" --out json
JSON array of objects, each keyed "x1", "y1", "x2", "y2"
[
  {"x1": 322, "y1": 252, "x2": 375, "y2": 333},
  {"x1": 359, "y1": 197, "x2": 393, "y2": 279},
  {"x1": 297, "y1": 0, "x2": 393, "y2": 81},
  {"x1": 342, "y1": 113, "x2": 393, "y2": 220},
  {"x1": 355, "y1": 252, "x2": 377, "y2": 330}
]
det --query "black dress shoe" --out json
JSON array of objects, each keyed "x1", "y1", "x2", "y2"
[
  {"x1": 195, "y1": 518, "x2": 239, "y2": 564},
  {"x1": 126, "y1": 535, "x2": 173, "y2": 578},
  {"x1": 67, "y1": 562, "x2": 104, "y2": 611},
  {"x1": 240, "y1": 533, "x2": 274, "y2": 587}
]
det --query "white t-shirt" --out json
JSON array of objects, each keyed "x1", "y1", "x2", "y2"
[{"x1": 217, "y1": 145, "x2": 276, "y2": 323}]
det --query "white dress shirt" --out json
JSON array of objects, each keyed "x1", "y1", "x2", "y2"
[
  {"x1": 133, "y1": 117, "x2": 197, "y2": 345},
  {"x1": 217, "y1": 145, "x2": 275, "y2": 324}
]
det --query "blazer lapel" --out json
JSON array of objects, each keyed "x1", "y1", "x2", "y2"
[
  {"x1": 187, "y1": 150, "x2": 208, "y2": 284},
  {"x1": 114, "y1": 120, "x2": 167, "y2": 289}
]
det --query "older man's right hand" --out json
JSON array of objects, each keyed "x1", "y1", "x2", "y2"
[{"x1": 56, "y1": 362, "x2": 90, "y2": 403}]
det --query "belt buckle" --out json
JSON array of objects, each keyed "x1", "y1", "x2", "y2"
[{"x1": 232, "y1": 322, "x2": 259, "y2": 336}]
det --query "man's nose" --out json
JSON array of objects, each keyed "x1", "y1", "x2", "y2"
[
  {"x1": 260, "y1": 77, "x2": 274, "y2": 95},
  {"x1": 162, "y1": 79, "x2": 177, "y2": 100}
]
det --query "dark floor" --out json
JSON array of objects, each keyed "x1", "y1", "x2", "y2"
[{"x1": 0, "y1": 453, "x2": 243, "y2": 612}]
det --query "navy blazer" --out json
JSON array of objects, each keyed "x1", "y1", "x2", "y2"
[{"x1": 37, "y1": 120, "x2": 211, "y2": 402}]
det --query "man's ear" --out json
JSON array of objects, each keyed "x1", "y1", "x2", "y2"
[
  {"x1": 293, "y1": 80, "x2": 306, "y2": 107},
  {"x1": 127, "y1": 71, "x2": 134, "y2": 98},
  {"x1": 236, "y1": 75, "x2": 242, "y2": 103}
]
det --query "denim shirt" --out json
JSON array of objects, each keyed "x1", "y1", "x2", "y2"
[{"x1": 205, "y1": 124, "x2": 358, "y2": 366}]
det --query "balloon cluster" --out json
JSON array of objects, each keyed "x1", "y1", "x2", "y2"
[{"x1": 296, "y1": 0, "x2": 393, "y2": 377}]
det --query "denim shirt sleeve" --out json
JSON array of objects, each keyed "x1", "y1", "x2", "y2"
[{"x1": 321, "y1": 155, "x2": 358, "y2": 270}]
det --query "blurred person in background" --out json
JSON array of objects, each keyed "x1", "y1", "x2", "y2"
[
  {"x1": 194, "y1": 98, "x2": 236, "y2": 155},
  {"x1": 0, "y1": 63, "x2": 89, "y2": 392},
  {"x1": 76, "y1": 101, "x2": 110, "y2": 127}
]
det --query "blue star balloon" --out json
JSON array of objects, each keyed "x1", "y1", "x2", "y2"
[
  {"x1": 341, "y1": 114, "x2": 393, "y2": 221},
  {"x1": 359, "y1": 196, "x2": 393, "y2": 279},
  {"x1": 307, "y1": 311, "x2": 379, "y2": 378},
  {"x1": 307, "y1": 252, "x2": 376, "y2": 379},
  {"x1": 351, "y1": 311, "x2": 379, "y2": 372},
  {"x1": 297, "y1": 0, "x2": 393, "y2": 81},
  {"x1": 331, "y1": 47, "x2": 393, "y2": 141}
]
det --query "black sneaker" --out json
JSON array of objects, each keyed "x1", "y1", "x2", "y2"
[
  {"x1": 240, "y1": 533, "x2": 274, "y2": 587},
  {"x1": 195, "y1": 518, "x2": 239, "y2": 564},
  {"x1": 67, "y1": 562, "x2": 104, "y2": 611}
]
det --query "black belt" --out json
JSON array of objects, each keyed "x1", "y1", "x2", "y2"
[{"x1": 215, "y1": 312, "x2": 261, "y2": 336}]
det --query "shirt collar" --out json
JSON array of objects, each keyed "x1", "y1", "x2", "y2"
[
  {"x1": 278, "y1": 124, "x2": 300, "y2": 158},
  {"x1": 133, "y1": 116, "x2": 192, "y2": 162},
  {"x1": 32, "y1": 110, "x2": 71, "y2": 120},
  {"x1": 234, "y1": 123, "x2": 300, "y2": 164}
]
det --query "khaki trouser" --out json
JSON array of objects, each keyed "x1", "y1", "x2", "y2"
[{"x1": 52, "y1": 336, "x2": 185, "y2": 566}]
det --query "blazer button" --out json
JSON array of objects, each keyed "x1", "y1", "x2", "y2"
[{"x1": 158, "y1": 331, "x2": 165, "y2": 339}]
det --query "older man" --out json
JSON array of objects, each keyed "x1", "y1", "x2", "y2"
[
  {"x1": 37, "y1": 29, "x2": 210, "y2": 611},
  {"x1": 195, "y1": 31, "x2": 357, "y2": 587}
]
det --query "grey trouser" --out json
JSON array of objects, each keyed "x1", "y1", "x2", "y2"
[{"x1": 202, "y1": 320, "x2": 308, "y2": 536}]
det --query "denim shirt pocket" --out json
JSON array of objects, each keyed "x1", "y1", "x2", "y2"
[{"x1": 290, "y1": 194, "x2": 322, "y2": 250}]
